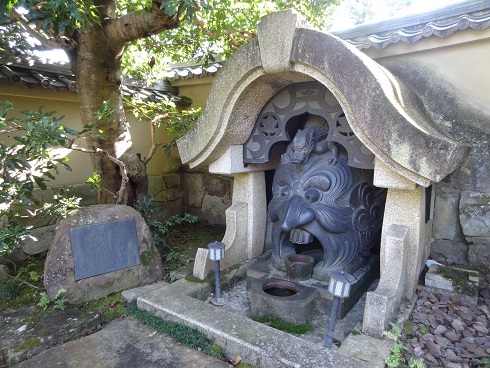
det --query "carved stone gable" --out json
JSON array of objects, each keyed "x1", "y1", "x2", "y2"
[{"x1": 243, "y1": 82, "x2": 375, "y2": 169}]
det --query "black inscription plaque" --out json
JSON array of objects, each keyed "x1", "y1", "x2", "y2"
[{"x1": 70, "y1": 218, "x2": 141, "y2": 280}]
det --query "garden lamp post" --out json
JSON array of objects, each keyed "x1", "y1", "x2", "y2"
[
  {"x1": 324, "y1": 271, "x2": 354, "y2": 348},
  {"x1": 208, "y1": 241, "x2": 226, "y2": 306}
]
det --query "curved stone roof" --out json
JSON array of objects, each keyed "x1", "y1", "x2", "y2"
[{"x1": 177, "y1": 10, "x2": 469, "y2": 186}]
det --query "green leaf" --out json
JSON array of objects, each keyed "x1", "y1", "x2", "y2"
[{"x1": 33, "y1": 177, "x2": 47, "y2": 190}]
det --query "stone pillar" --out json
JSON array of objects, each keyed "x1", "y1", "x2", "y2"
[
  {"x1": 363, "y1": 158, "x2": 431, "y2": 337},
  {"x1": 193, "y1": 171, "x2": 266, "y2": 279},
  {"x1": 363, "y1": 224, "x2": 409, "y2": 338}
]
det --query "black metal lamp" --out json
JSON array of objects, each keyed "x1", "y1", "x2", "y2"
[
  {"x1": 208, "y1": 241, "x2": 226, "y2": 306},
  {"x1": 324, "y1": 271, "x2": 354, "y2": 348}
]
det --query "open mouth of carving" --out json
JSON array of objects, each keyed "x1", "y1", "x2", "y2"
[{"x1": 289, "y1": 228, "x2": 313, "y2": 244}]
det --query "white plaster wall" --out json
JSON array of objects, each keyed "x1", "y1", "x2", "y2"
[{"x1": 0, "y1": 85, "x2": 180, "y2": 186}]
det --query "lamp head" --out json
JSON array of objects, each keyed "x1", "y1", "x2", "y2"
[
  {"x1": 208, "y1": 241, "x2": 225, "y2": 261},
  {"x1": 328, "y1": 271, "x2": 354, "y2": 298}
]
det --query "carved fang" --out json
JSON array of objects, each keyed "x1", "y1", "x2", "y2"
[{"x1": 290, "y1": 228, "x2": 313, "y2": 244}]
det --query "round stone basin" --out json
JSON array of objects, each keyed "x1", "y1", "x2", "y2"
[
  {"x1": 263, "y1": 280, "x2": 299, "y2": 297},
  {"x1": 250, "y1": 278, "x2": 318, "y2": 325}
]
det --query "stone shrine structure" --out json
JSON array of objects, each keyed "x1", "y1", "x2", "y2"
[{"x1": 177, "y1": 10, "x2": 469, "y2": 337}]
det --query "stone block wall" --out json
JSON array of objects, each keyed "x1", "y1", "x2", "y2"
[
  {"x1": 181, "y1": 167, "x2": 233, "y2": 225},
  {"x1": 148, "y1": 173, "x2": 184, "y2": 222}
]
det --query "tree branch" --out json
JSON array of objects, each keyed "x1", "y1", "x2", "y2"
[
  {"x1": 105, "y1": 7, "x2": 180, "y2": 46},
  {"x1": 68, "y1": 143, "x2": 129, "y2": 204},
  {"x1": 10, "y1": 7, "x2": 77, "y2": 51},
  {"x1": 143, "y1": 114, "x2": 168, "y2": 165},
  {"x1": 0, "y1": 270, "x2": 41, "y2": 291}
]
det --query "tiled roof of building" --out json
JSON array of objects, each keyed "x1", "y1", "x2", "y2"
[
  {"x1": 0, "y1": 55, "x2": 190, "y2": 106},
  {"x1": 332, "y1": 0, "x2": 490, "y2": 49},
  {"x1": 163, "y1": 63, "x2": 222, "y2": 82}
]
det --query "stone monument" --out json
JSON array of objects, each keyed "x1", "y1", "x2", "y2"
[{"x1": 44, "y1": 205, "x2": 163, "y2": 304}]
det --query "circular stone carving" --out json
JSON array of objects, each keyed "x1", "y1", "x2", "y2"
[
  {"x1": 362, "y1": 39, "x2": 372, "y2": 49},
  {"x1": 457, "y1": 17, "x2": 470, "y2": 30},
  {"x1": 258, "y1": 113, "x2": 281, "y2": 137},
  {"x1": 422, "y1": 25, "x2": 434, "y2": 37},
  {"x1": 390, "y1": 32, "x2": 401, "y2": 43}
]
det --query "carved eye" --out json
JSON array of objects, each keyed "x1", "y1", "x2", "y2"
[
  {"x1": 303, "y1": 177, "x2": 330, "y2": 192},
  {"x1": 280, "y1": 187, "x2": 291, "y2": 199},
  {"x1": 304, "y1": 188, "x2": 320, "y2": 203}
]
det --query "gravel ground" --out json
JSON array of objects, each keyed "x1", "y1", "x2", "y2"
[
  {"x1": 402, "y1": 271, "x2": 490, "y2": 368},
  {"x1": 218, "y1": 268, "x2": 490, "y2": 367}
]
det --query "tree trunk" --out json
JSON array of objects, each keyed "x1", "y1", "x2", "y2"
[{"x1": 72, "y1": 22, "x2": 148, "y2": 205}]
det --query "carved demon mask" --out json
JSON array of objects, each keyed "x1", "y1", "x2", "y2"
[{"x1": 267, "y1": 128, "x2": 385, "y2": 280}]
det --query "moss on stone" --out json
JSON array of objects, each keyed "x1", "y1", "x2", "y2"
[
  {"x1": 0, "y1": 286, "x2": 38, "y2": 311},
  {"x1": 436, "y1": 266, "x2": 479, "y2": 297},
  {"x1": 253, "y1": 316, "x2": 310, "y2": 334},
  {"x1": 140, "y1": 250, "x2": 156, "y2": 266},
  {"x1": 184, "y1": 274, "x2": 210, "y2": 283},
  {"x1": 402, "y1": 321, "x2": 413, "y2": 335},
  {"x1": 13, "y1": 338, "x2": 41, "y2": 352},
  {"x1": 21, "y1": 315, "x2": 42, "y2": 325},
  {"x1": 79, "y1": 292, "x2": 125, "y2": 321}
]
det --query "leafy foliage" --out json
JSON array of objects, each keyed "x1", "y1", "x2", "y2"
[
  {"x1": 135, "y1": 195, "x2": 197, "y2": 248},
  {"x1": 1, "y1": 0, "x2": 340, "y2": 210},
  {"x1": 0, "y1": 278, "x2": 22, "y2": 301},
  {"x1": 38, "y1": 288, "x2": 67, "y2": 311},
  {"x1": 0, "y1": 101, "x2": 79, "y2": 254},
  {"x1": 164, "y1": 250, "x2": 182, "y2": 272},
  {"x1": 128, "y1": 97, "x2": 201, "y2": 158},
  {"x1": 121, "y1": 0, "x2": 339, "y2": 80},
  {"x1": 384, "y1": 322, "x2": 426, "y2": 368},
  {"x1": 23, "y1": 0, "x2": 99, "y2": 36}
]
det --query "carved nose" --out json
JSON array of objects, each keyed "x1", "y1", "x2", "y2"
[{"x1": 280, "y1": 196, "x2": 316, "y2": 232}]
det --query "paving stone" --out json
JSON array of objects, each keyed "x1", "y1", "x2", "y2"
[
  {"x1": 427, "y1": 342, "x2": 442, "y2": 359},
  {"x1": 444, "y1": 362, "x2": 463, "y2": 368},
  {"x1": 413, "y1": 346, "x2": 424, "y2": 357},
  {"x1": 424, "y1": 353, "x2": 439, "y2": 365},
  {"x1": 474, "y1": 346, "x2": 489, "y2": 356},
  {"x1": 434, "y1": 325, "x2": 447, "y2": 335},
  {"x1": 475, "y1": 336, "x2": 489, "y2": 345},
  {"x1": 464, "y1": 343, "x2": 479, "y2": 353},
  {"x1": 451, "y1": 318, "x2": 465, "y2": 331},
  {"x1": 445, "y1": 331, "x2": 460, "y2": 342},
  {"x1": 445, "y1": 349, "x2": 463, "y2": 362},
  {"x1": 435, "y1": 336, "x2": 450, "y2": 347},
  {"x1": 451, "y1": 295, "x2": 462, "y2": 303},
  {"x1": 472, "y1": 322, "x2": 488, "y2": 334},
  {"x1": 460, "y1": 313, "x2": 474, "y2": 322}
]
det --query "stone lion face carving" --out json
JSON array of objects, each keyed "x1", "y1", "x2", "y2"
[{"x1": 268, "y1": 135, "x2": 384, "y2": 280}]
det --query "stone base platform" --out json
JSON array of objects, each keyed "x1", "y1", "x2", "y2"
[
  {"x1": 125, "y1": 277, "x2": 385, "y2": 368},
  {"x1": 247, "y1": 251, "x2": 379, "y2": 318}
]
